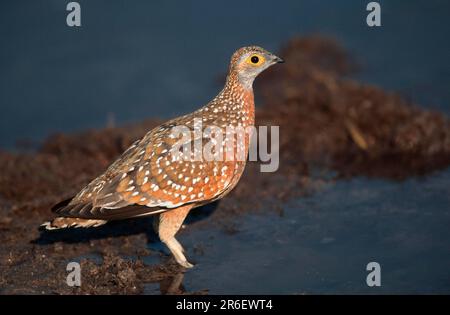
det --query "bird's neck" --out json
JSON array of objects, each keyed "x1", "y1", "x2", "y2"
[
  {"x1": 225, "y1": 69, "x2": 255, "y2": 91},
  {"x1": 199, "y1": 71, "x2": 255, "y2": 128},
  {"x1": 217, "y1": 75, "x2": 255, "y2": 127}
]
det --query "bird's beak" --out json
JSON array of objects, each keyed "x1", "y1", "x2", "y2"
[{"x1": 273, "y1": 55, "x2": 285, "y2": 64}]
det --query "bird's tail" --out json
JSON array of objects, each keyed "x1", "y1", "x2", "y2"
[{"x1": 41, "y1": 217, "x2": 107, "y2": 230}]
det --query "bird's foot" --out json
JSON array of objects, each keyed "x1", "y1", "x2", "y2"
[
  {"x1": 164, "y1": 237, "x2": 194, "y2": 269},
  {"x1": 176, "y1": 259, "x2": 194, "y2": 269}
]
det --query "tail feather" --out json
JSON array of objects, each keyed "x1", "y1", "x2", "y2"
[
  {"x1": 41, "y1": 217, "x2": 107, "y2": 230},
  {"x1": 53, "y1": 199, "x2": 167, "y2": 221},
  {"x1": 42, "y1": 196, "x2": 169, "y2": 231}
]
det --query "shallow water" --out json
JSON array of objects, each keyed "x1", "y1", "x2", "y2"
[{"x1": 158, "y1": 168, "x2": 450, "y2": 294}]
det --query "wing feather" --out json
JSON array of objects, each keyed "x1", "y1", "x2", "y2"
[{"x1": 53, "y1": 115, "x2": 238, "y2": 221}]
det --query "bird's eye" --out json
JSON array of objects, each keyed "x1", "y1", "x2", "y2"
[{"x1": 246, "y1": 54, "x2": 265, "y2": 66}]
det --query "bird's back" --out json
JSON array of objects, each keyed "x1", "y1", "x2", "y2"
[{"x1": 52, "y1": 80, "x2": 255, "y2": 221}]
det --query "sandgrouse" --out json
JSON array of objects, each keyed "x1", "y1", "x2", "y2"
[{"x1": 42, "y1": 46, "x2": 284, "y2": 268}]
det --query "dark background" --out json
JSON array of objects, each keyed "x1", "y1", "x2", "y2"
[{"x1": 1, "y1": 0, "x2": 449, "y2": 148}]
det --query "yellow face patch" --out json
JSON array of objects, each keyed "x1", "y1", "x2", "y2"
[{"x1": 245, "y1": 54, "x2": 265, "y2": 66}]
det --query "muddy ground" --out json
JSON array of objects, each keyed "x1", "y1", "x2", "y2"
[{"x1": 0, "y1": 36, "x2": 449, "y2": 294}]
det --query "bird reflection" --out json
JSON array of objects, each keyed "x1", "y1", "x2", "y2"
[{"x1": 159, "y1": 272, "x2": 186, "y2": 295}]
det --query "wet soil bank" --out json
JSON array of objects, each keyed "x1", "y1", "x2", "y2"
[{"x1": 0, "y1": 36, "x2": 449, "y2": 294}]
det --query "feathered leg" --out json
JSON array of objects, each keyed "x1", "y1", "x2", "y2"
[{"x1": 154, "y1": 205, "x2": 193, "y2": 268}]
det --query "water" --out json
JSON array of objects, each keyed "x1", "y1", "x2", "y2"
[
  {"x1": 1, "y1": 0, "x2": 449, "y2": 148},
  {"x1": 177, "y1": 169, "x2": 450, "y2": 294}
]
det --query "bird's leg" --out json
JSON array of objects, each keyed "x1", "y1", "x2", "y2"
[
  {"x1": 154, "y1": 205, "x2": 194, "y2": 268},
  {"x1": 165, "y1": 237, "x2": 193, "y2": 268}
]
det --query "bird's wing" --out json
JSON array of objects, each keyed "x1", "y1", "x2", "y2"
[
  {"x1": 52, "y1": 197, "x2": 166, "y2": 220},
  {"x1": 53, "y1": 119, "x2": 237, "y2": 220}
]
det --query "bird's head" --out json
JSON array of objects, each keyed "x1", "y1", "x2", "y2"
[{"x1": 227, "y1": 46, "x2": 284, "y2": 89}]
